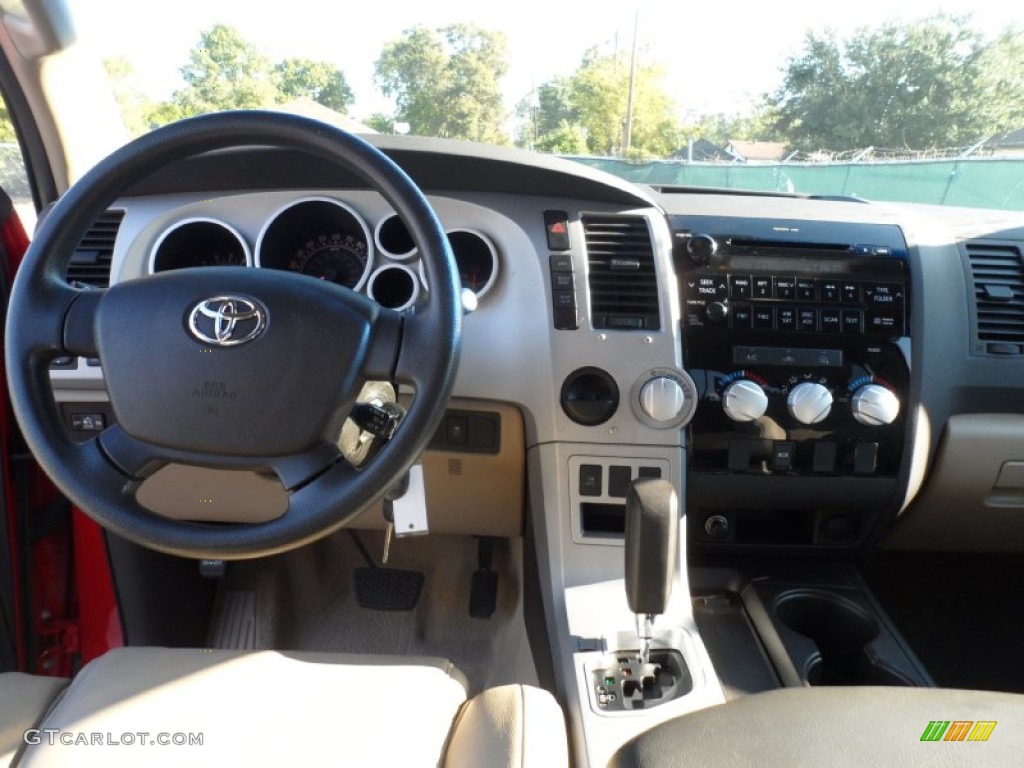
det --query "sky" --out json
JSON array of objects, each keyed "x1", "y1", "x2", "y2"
[{"x1": 69, "y1": 0, "x2": 1019, "y2": 124}]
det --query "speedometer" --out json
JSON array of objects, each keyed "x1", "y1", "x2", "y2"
[
  {"x1": 256, "y1": 197, "x2": 374, "y2": 290},
  {"x1": 288, "y1": 233, "x2": 368, "y2": 285}
]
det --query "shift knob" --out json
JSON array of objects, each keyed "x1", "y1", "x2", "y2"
[{"x1": 624, "y1": 478, "x2": 679, "y2": 617}]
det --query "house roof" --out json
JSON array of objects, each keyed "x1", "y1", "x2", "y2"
[
  {"x1": 725, "y1": 140, "x2": 788, "y2": 162},
  {"x1": 671, "y1": 138, "x2": 738, "y2": 162},
  {"x1": 988, "y1": 128, "x2": 1024, "y2": 148}
]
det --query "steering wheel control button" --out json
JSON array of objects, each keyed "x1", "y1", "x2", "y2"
[
  {"x1": 70, "y1": 413, "x2": 105, "y2": 432},
  {"x1": 544, "y1": 210, "x2": 571, "y2": 251},
  {"x1": 579, "y1": 465, "x2": 603, "y2": 497},
  {"x1": 187, "y1": 295, "x2": 267, "y2": 347},
  {"x1": 561, "y1": 368, "x2": 619, "y2": 426},
  {"x1": 49, "y1": 356, "x2": 75, "y2": 369},
  {"x1": 787, "y1": 382, "x2": 833, "y2": 425},
  {"x1": 771, "y1": 441, "x2": 796, "y2": 472}
]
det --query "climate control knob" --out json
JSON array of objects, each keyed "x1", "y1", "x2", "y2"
[
  {"x1": 851, "y1": 383, "x2": 900, "y2": 426},
  {"x1": 640, "y1": 376, "x2": 686, "y2": 422},
  {"x1": 722, "y1": 380, "x2": 769, "y2": 422},
  {"x1": 787, "y1": 382, "x2": 832, "y2": 425}
]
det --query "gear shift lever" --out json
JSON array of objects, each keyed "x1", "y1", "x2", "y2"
[{"x1": 624, "y1": 478, "x2": 678, "y2": 664}]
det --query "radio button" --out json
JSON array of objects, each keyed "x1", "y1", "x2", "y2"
[
  {"x1": 797, "y1": 279, "x2": 817, "y2": 301},
  {"x1": 774, "y1": 277, "x2": 796, "y2": 300},
  {"x1": 753, "y1": 307, "x2": 775, "y2": 329},
  {"x1": 820, "y1": 281, "x2": 840, "y2": 302},
  {"x1": 777, "y1": 306, "x2": 796, "y2": 331},
  {"x1": 753, "y1": 277, "x2": 772, "y2": 299},
  {"x1": 730, "y1": 275, "x2": 752, "y2": 299},
  {"x1": 841, "y1": 282, "x2": 861, "y2": 303},
  {"x1": 732, "y1": 304, "x2": 752, "y2": 328},
  {"x1": 865, "y1": 309, "x2": 903, "y2": 334},
  {"x1": 797, "y1": 308, "x2": 818, "y2": 332},
  {"x1": 841, "y1": 309, "x2": 863, "y2": 333},
  {"x1": 696, "y1": 276, "x2": 728, "y2": 300},
  {"x1": 864, "y1": 283, "x2": 903, "y2": 305},
  {"x1": 820, "y1": 309, "x2": 842, "y2": 332}
]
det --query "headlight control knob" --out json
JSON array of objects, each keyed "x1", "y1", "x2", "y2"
[
  {"x1": 722, "y1": 380, "x2": 769, "y2": 422},
  {"x1": 851, "y1": 383, "x2": 900, "y2": 426},
  {"x1": 787, "y1": 382, "x2": 832, "y2": 425},
  {"x1": 631, "y1": 368, "x2": 698, "y2": 429},
  {"x1": 640, "y1": 376, "x2": 686, "y2": 422}
]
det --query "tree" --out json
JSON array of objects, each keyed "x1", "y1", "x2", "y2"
[
  {"x1": 174, "y1": 24, "x2": 279, "y2": 115},
  {"x1": 769, "y1": 16, "x2": 1024, "y2": 152},
  {"x1": 374, "y1": 25, "x2": 509, "y2": 143},
  {"x1": 274, "y1": 58, "x2": 353, "y2": 113},
  {"x1": 171, "y1": 24, "x2": 357, "y2": 121},
  {"x1": 523, "y1": 47, "x2": 684, "y2": 158}
]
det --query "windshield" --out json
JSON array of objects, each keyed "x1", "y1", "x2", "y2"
[{"x1": 58, "y1": 0, "x2": 1024, "y2": 210}]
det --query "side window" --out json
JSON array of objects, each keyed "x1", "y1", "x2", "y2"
[{"x1": 0, "y1": 96, "x2": 35, "y2": 233}]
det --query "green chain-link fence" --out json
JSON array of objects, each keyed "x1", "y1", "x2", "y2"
[{"x1": 568, "y1": 156, "x2": 1024, "y2": 211}]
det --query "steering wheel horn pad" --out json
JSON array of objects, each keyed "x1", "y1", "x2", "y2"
[
  {"x1": 93, "y1": 267, "x2": 391, "y2": 457},
  {"x1": 4, "y1": 111, "x2": 461, "y2": 559}
]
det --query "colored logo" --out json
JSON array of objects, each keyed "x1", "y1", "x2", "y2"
[{"x1": 921, "y1": 721, "x2": 996, "y2": 742}]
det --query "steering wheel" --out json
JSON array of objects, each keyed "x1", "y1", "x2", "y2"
[{"x1": 4, "y1": 111, "x2": 461, "y2": 559}]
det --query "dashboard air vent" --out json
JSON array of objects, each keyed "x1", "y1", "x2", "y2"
[
  {"x1": 67, "y1": 209, "x2": 124, "y2": 287},
  {"x1": 965, "y1": 240, "x2": 1024, "y2": 353},
  {"x1": 582, "y1": 214, "x2": 660, "y2": 330}
]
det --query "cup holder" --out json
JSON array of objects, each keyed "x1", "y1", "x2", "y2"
[{"x1": 775, "y1": 589, "x2": 914, "y2": 686}]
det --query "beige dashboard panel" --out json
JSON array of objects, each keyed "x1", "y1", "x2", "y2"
[
  {"x1": 885, "y1": 414, "x2": 1024, "y2": 552},
  {"x1": 136, "y1": 398, "x2": 526, "y2": 537},
  {"x1": 352, "y1": 398, "x2": 526, "y2": 537}
]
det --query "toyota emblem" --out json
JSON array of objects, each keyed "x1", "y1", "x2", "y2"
[{"x1": 188, "y1": 296, "x2": 267, "y2": 347}]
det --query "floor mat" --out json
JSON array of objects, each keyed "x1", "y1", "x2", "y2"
[
  {"x1": 866, "y1": 552, "x2": 1024, "y2": 693},
  {"x1": 218, "y1": 530, "x2": 539, "y2": 695}
]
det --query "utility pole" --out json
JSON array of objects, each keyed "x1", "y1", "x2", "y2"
[{"x1": 623, "y1": 10, "x2": 639, "y2": 154}]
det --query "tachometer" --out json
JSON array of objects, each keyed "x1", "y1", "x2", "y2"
[
  {"x1": 150, "y1": 218, "x2": 250, "y2": 273},
  {"x1": 256, "y1": 197, "x2": 373, "y2": 289}
]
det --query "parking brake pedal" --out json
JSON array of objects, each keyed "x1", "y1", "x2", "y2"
[{"x1": 469, "y1": 537, "x2": 498, "y2": 619}]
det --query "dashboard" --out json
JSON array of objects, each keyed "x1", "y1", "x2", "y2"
[{"x1": 49, "y1": 135, "x2": 1024, "y2": 554}]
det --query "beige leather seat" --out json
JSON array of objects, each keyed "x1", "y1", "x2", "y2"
[
  {"x1": 0, "y1": 674, "x2": 68, "y2": 766},
  {"x1": 13, "y1": 648, "x2": 568, "y2": 767}
]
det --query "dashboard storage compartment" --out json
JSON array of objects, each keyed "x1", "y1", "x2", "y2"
[{"x1": 743, "y1": 581, "x2": 930, "y2": 688}]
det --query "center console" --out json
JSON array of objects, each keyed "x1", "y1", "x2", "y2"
[{"x1": 672, "y1": 215, "x2": 912, "y2": 551}]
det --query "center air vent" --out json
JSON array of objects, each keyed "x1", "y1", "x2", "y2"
[
  {"x1": 67, "y1": 209, "x2": 124, "y2": 288},
  {"x1": 582, "y1": 214, "x2": 660, "y2": 330},
  {"x1": 965, "y1": 240, "x2": 1024, "y2": 354}
]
